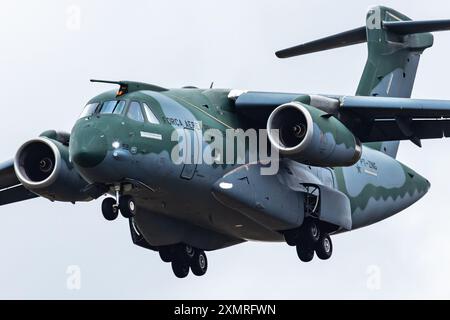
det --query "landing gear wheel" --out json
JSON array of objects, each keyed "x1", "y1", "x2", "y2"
[
  {"x1": 315, "y1": 233, "x2": 333, "y2": 260},
  {"x1": 301, "y1": 219, "x2": 320, "y2": 244},
  {"x1": 284, "y1": 229, "x2": 301, "y2": 246},
  {"x1": 190, "y1": 250, "x2": 208, "y2": 276},
  {"x1": 184, "y1": 245, "x2": 195, "y2": 259},
  {"x1": 120, "y1": 195, "x2": 137, "y2": 218},
  {"x1": 101, "y1": 198, "x2": 118, "y2": 221},
  {"x1": 159, "y1": 247, "x2": 173, "y2": 263},
  {"x1": 296, "y1": 243, "x2": 314, "y2": 262},
  {"x1": 171, "y1": 259, "x2": 190, "y2": 278}
]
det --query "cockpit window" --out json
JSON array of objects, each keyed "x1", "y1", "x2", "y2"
[
  {"x1": 99, "y1": 100, "x2": 126, "y2": 114},
  {"x1": 113, "y1": 101, "x2": 126, "y2": 114},
  {"x1": 79, "y1": 103, "x2": 99, "y2": 118},
  {"x1": 127, "y1": 101, "x2": 145, "y2": 122},
  {"x1": 143, "y1": 103, "x2": 160, "y2": 124}
]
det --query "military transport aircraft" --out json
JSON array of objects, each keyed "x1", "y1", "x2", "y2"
[{"x1": 2, "y1": 6, "x2": 450, "y2": 278}]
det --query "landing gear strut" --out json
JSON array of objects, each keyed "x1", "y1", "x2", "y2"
[{"x1": 159, "y1": 244, "x2": 208, "y2": 278}]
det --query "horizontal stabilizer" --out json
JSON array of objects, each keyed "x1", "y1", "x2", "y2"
[
  {"x1": 383, "y1": 19, "x2": 450, "y2": 35},
  {"x1": 275, "y1": 27, "x2": 366, "y2": 58},
  {"x1": 276, "y1": 18, "x2": 450, "y2": 58}
]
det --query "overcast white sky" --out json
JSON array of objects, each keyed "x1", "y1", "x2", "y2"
[{"x1": 1, "y1": 0, "x2": 450, "y2": 299}]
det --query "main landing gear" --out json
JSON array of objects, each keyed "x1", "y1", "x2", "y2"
[
  {"x1": 158, "y1": 244, "x2": 208, "y2": 278},
  {"x1": 284, "y1": 219, "x2": 333, "y2": 262}
]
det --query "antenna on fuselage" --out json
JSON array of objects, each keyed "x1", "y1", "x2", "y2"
[{"x1": 90, "y1": 79, "x2": 168, "y2": 97}]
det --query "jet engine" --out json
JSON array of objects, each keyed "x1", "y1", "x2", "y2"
[
  {"x1": 267, "y1": 102, "x2": 362, "y2": 167},
  {"x1": 14, "y1": 136, "x2": 90, "y2": 202}
]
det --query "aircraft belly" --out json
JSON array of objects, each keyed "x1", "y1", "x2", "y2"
[
  {"x1": 132, "y1": 207, "x2": 245, "y2": 251},
  {"x1": 125, "y1": 156, "x2": 284, "y2": 243}
]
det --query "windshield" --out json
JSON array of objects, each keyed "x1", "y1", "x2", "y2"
[
  {"x1": 79, "y1": 103, "x2": 99, "y2": 118},
  {"x1": 99, "y1": 100, "x2": 126, "y2": 114}
]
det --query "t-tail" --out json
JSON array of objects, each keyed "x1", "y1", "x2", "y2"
[{"x1": 276, "y1": 5, "x2": 450, "y2": 158}]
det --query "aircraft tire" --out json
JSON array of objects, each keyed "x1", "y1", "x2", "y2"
[
  {"x1": 296, "y1": 242, "x2": 314, "y2": 262},
  {"x1": 301, "y1": 219, "x2": 320, "y2": 244},
  {"x1": 101, "y1": 198, "x2": 118, "y2": 221},
  {"x1": 171, "y1": 259, "x2": 190, "y2": 278},
  {"x1": 284, "y1": 229, "x2": 301, "y2": 246},
  {"x1": 120, "y1": 195, "x2": 137, "y2": 218},
  {"x1": 159, "y1": 247, "x2": 173, "y2": 263},
  {"x1": 190, "y1": 250, "x2": 208, "y2": 276},
  {"x1": 315, "y1": 233, "x2": 333, "y2": 260}
]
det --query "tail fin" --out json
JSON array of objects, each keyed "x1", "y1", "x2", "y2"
[{"x1": 276, "y1": 5, "x2": 450, "y2": 158}]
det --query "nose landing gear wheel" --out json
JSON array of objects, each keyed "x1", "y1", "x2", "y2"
[
  {"x1": 120, "y1": 195, "x2": 137, "y2": 218},
  {"x1": 315, "y1": 233, "x2": 333, "y2": 260},
  {"x1": 101, "y1": 198, "x2": 118, "y2": 221},
  {"x1": 190, "y1": 250, "x2": 208, "y2": 276}
]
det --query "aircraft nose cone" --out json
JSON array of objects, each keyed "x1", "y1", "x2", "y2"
[{"x1": 71, "y1": 127, "x2": 107, "y2": 168}]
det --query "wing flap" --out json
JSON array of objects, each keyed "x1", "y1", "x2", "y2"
[
  {"x1": 0, "y1": 159, "x2": 39, "y2": 206},
  {"x1": 0, "y1": 185, "x2": 38, "y2": 206},
  {"x1": 359, "y1": 119, "x2": 450, "y2": 142},
  {"x1": 0, "y1": 160, "x2": 19, "y2": 190}
]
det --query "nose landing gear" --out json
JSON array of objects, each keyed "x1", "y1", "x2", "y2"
[{"x1": 101, "y1": 185, "x2": 136, "y2": 221}]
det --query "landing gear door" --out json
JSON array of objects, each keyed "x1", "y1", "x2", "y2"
[{"x1": 318, "y1": 184, "x2": 352, "y2": 230}]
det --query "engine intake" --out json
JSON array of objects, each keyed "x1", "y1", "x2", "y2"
[
  {"x1": 267, "y1": 102, "x2": 362, "y2": 167},
  {"x1": 14, "y1": 137, "x2": 90, "y2": 202}
]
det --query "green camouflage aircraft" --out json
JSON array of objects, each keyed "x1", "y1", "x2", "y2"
[{"x1": 2, "y1": 6, "x2": 450, "y2": 278}]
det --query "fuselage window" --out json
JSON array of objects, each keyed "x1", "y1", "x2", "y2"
[
  {"x1": 127, "y1": 101, "x2": 145, "y2": 122},
  {"x1": 100, "y1": 100, "x2": 125, "y2": 114},
  {"x1": 79, "y1": 103, "x2": 99, "y2": 118},
  {"x1": 142, "y1": 102, "x2": 160, "y2": 124}
]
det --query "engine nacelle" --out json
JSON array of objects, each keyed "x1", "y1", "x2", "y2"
[
  {"x1": 14, "y1": 137, "x2": 90, "y2": 202},
  {"x1": 267, "y1": 102, "x2": 362, "y2": 167}
]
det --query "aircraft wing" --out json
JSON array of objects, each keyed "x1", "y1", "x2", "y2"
[
  {"x1": 339, "y1": 96, "x2": 450, "y2": 145},
  {"x1": 0, "y1": 160, "x2": 38, "y2": 206},
  {"x1": 234, "y1": 92, "x2": 450, "y2": 145}
]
